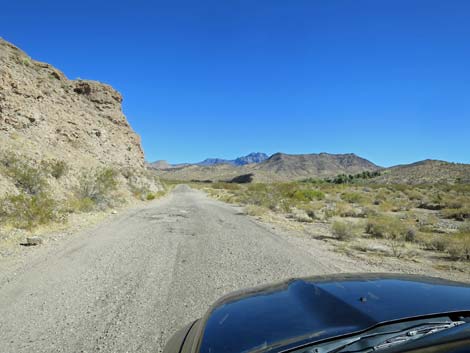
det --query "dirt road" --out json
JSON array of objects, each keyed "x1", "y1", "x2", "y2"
[{"x1": 0, "y1": 185, "x2": 389, "y2": 352}]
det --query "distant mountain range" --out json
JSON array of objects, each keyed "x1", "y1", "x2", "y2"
[
  {"x1": 197, "y1": 152, "x2": 269, "y2": 166},
  {"x1": 150, "y1": 152, "x2": 470, "y2": 184},
  {"x1": 150, "y1": 152, "x2": 382, "y2": 182},
  {"x1": 149, "y1": 152, "x2": 268, "y2": 169}
]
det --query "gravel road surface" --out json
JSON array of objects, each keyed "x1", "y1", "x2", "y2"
[{"x1": 0, "y1": 185, "x2": 373, "y2": 353}]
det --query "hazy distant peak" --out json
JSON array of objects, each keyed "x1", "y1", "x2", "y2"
[{"x1": 197, "y1": 152, "x2": 269, "y2": 167}]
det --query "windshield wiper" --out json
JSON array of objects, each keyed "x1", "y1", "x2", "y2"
[
  {"x1": 320, "y1": 321, "x2": 466, "y2": 353},
  {"x1": 372, "y1": 321, "x2": 465, "y2": 351}
]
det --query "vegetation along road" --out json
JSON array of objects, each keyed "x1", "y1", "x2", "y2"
[{"x1": 0, "y1": 185, "x2": 460, "y2": 353}]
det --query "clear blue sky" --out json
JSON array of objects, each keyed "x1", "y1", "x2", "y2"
[{"x1": 2, "y1": 0, "x2": 470, "y2": 166}]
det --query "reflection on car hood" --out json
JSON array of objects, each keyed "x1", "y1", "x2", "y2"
[{"x1": 198, "y1": 274, "x2": 470, "y2": 353}]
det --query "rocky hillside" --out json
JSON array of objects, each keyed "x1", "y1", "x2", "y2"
[
  {"x1": 0, "y1": 38, "x2": 159, "y2": 199},
  {"x1": 251, "y1": 153, "x2": 380, "y2": 179},
  {"x1": 374, "y1": 160, "x2": 470, "y2": 184},
  {"x1": 153, "y1": 152, "x2": 381, "y2": 182}
]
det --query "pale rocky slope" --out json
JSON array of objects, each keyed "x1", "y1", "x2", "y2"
[{"x1": 0, "y1": 38, "x2": 159, "y2": 198}]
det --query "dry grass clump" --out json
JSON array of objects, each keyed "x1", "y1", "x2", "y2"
[{"x1": 245, "y1": 205, "x2": 268, "y2": 217}]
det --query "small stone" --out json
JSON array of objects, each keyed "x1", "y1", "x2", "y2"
[
  {"x1": 26, "y1": 236, "x2": 43, "y2": 246},
  {"x1": 111, "y1": 210, "x2": 117, "y2": 215}
]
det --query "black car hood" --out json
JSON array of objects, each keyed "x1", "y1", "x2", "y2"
[{"x1": 196, "y1": 274, "x2": 470, "y2": 353}]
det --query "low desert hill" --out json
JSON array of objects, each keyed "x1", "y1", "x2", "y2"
[{"x1": 374, "y1": 160, "x2": 470, "y2": 184}]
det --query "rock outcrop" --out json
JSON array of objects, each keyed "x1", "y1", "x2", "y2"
[
  {"x1": 0, "y1": 38, "x2": 158, "y2": 197},
  {"x1": 0, "y1": 38, "x2": 144, "y2": 169}
]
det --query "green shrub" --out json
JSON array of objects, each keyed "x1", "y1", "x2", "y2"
[
  {"x1": 0, "y1": 193, "x2": 61, "y2": 229},
  {"x1": 445, "y1": 231, "x2": 470, "y2": 261},
  {"x1": 331, "y1": 221, "x2": 357, "y2": 241},
  {"x1": 441, "y1": 208, "x2": 470, "y2": 221},
  {"x1": 291, "y1": 189, "x2": 325, "y2": 202},
  {"x1": 66, "y1": 197, "x2": 95, "y2": 213},
  {"x1": 405, "y1": 189, "x2": 423, "y2": 201},
  {"x1": 340, "y1": 192, "x2": 364, "y2": 204},
  {"x1": 146, "y1": 191, "x2": 166, "y2": 201},
  {"x1": 365, "y1": 215, "x2": 412, "y2": 240},
  {"x1": 212, "y1": 182, "x2": 240, "y2": 190},
  {"x1": 76, "y1": 168, "x2": 119, "y2": 209},
  {"x1": 416, "y1": 232, "x2": 449, "y2": 252},
  {"x1": 2, "y1": 157, "x2": 46, "y2": 195}
]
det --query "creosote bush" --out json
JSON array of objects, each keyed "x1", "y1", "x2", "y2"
[
  {"x1": 331, "y1": 221, "x2": 357, "y2": 241},
  {"x1": 445, "y1": 232, "x2": 470, "y2": 261},
  {"x1": 75, "y1": 168, "x2": 119, "y2": 209},
  {"x1": 0, "y1": 193, "x2": 62, "y2": 230},
  {"x1": 340, "y1": 192, "x2": 364, "y2": 204},
  {"x1": 365, "y1": 215, "x2": 412, "y2": 240},
  {"x1": 41, "y1": 159, "x2": 69, "y2": 179},
  {"x1": 291, "y1": 189, "x2": 325, "y2": 202},
  {"x1": 441, "y1": 208, "x2": 470, "y2": 221},
  {"x1": 1, "y1": 156, "x2": 46, "y2": 195}
]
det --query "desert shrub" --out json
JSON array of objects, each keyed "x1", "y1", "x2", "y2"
[
  {"x1": 365, "y1": 215, "x2": 412, "y2": 240},
  {"x1": 146, "y1": 191, "x2": 166, "y2": 201},
  {"x1": 298, "y1": 203, "x2": 325, "y2": 220},
  {"x1": 387, "y1": 239, "x2": 406, "y2": 258},
  {"x1": 76, "y1": 168, "x2": 119, "y2": 209},
  {"x1": 0, "y1": 193, "x2": 61, "y2": 229},
  {"x1": 405, "y1": 189, "x2": 423, "y2": 201},
  {"x1": 441, "y1": 208, "x2": 470, "y2": 221},
  {"x1": 247, "y1": 183, "x2": 269, "y2": 193},
  {"x1": 445, "y1": 231, "x2": 470, "y2": 261},
  {"x1": 404, "y1": 228, "x2": 417, "y2": 242},
  {"x1": 1, "y1": 156, "x2": 46, "y2": 195},
  {"x1": 358, "y1": 206, "x2": 378, "y2": 218},
  {"x1": 340, "y1": 192, "x2": 363, "y2": 204},
  {"x1": 66, "y1": 197, "x2": 95, "y2": 213},
  {"x1": 41, "y1": 159, "x2": 69, "y2": 179},
  {"x1": 120, "y1": 167, "x2": 134, "y2": 180},
  {"x1": 291, "y1": 189, "x2": 325, "y2": 202},
  {"x1": 417, "y1": 233, "x2": 448, "y2": 252},
  {"x1": 329, "y1": 202, "x2": 372, "y2": 218},
  {"x1": 212, "y1": 182, "x2": 240, "y2": 190},
  {"x1": 459, "y1": 222, "x2": 470, "y2": 233},
  {"x1": 239, "y1": 184, "x2": 288, "y2": 211},
  {"x1": 331, "y1": 221, "x2": 357, "y2": 241}
]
